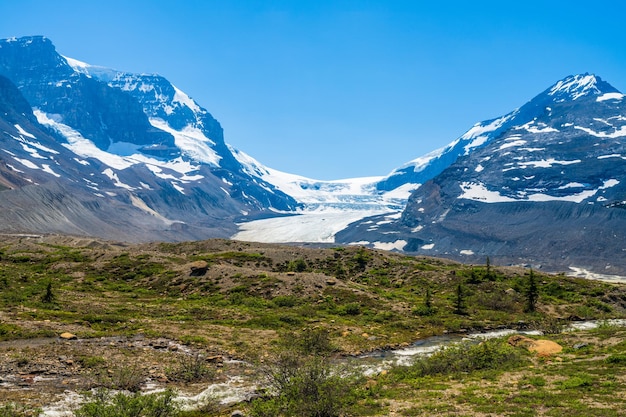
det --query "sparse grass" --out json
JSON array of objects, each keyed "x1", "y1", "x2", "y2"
[{"x1": 0, "y1": 237, "x2": 625, "y2": 413}]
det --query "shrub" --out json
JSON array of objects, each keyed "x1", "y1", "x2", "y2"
[
  {"x1": 166, "y1": 353, "x2": 215, "y2": 382},
  {"x1": 340, "y1": 303, "x2": 361, "y2": 316},
  {"x1": 558, "y1": 375, "x2": 594, "y2": 390},
  {"x1": 407, "y1": 338, "x2": 525, "y2": 377},
  {"x1": 0, "y1": 403, "x2": 40, "y2": 417},
  {"x1": 74, "y1": 389, "x2": 179, "y2": 417},
  {"x1": 273, "y1": 295, "x2": 298, "y2": 308},
  {"x1": 251, "y1": 328, "x2": 357, "y2": 417},
  {"x1": 606, "y1": 354, "x2": 626, "y2": 365},
  {"x1": 287, "y1": 258, "x2": 307, "y2": 272},
  {"x1": 251, "y1": 354, "x2": 356, "y2": 417},
  {"x1": 412, "y1": 305, "x2": 435, "y2": 316},
  {"x1": 100, "y1": 365, "x2": 144, "y2": 392}
]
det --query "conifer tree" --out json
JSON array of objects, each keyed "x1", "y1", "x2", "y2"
[
  {"x1": 454, "y1": 283, "x2": 466, "y2": 315},
  {"x1": 525, "y1": 269, "x2": 538, "y2": 312},
  {"x1": 42, "y1": 281, "x2": 54, "y2": 303}
]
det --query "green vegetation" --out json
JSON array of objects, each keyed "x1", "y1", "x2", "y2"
[
  {"x1": 74, "y1": 389, "x2": 179, "y2": 417},
  {"x1": 250, "y1": 329, "x2": 360, "y2": 417},
  {"x1": 0, "y1": 237, "x2": 625, "y2": 415},
  {"x1": 0, "y1": 404, "x2": 40, "y2": 417}
]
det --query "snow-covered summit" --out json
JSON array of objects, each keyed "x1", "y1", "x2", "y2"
[{"x1": 547, "y1": 73, "x2": 619, "y2": 101}]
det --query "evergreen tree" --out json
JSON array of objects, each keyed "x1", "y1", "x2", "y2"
[
  {"x1": 425, "y1": 287, "x2": 432, "y2": 310},
  {"x1": 42, "y1": 281, "x2": 54, "y2": 304},
  {"x1": 525, "y1": 269, "x2": 538, "y2": 312},
  {"x1": 453, "y1": 283, "x2": 466, "y2": 315},
  {"x1": 485, "y1": 256, "x2": 494, "y2": 280}
]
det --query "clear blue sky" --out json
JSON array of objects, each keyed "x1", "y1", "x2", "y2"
[{"x1": 2, "y1": 1, "x2": 625, "y2": 180}]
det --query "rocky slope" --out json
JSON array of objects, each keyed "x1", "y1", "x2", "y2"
[
  {"x1": 338, "y1": 74, "x2": 626, "y2": 276},
  {"x1": 0, "y1": 36, "x2": 299, "y2": 241}
]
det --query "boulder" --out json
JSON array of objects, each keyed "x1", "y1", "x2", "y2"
[
  {"x1": 508, "y1": 335, "x2": 562, "y2": 356},
  {"x1": 189, "y1": 260, "x2": 209, "y2": 276}
]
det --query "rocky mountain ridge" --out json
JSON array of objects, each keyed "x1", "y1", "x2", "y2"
[
  {"x1": 337, "y1": 74, "x2": 626, "y2": 276},
  {"x1": 1, "y1": 35, "x2": 625, "y2": 277},
  {"x1": 0, "y1": 36, "x2": 302, "y2": 241}
]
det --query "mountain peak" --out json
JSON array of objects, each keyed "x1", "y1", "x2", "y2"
[
  {"x1": 0, "y1": 35, "x2": 52, "y2": 49},
  {"x1": 547, "y1": 73, "x2": 619, "y2": 101}
]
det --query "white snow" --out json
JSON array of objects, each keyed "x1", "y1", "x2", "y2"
[
  {"x1": 460, "y1": 250, "x2": 474, "y2": 255},
  {"x1": 41, "y1": 164, "x2": 61, "y2": 178},
  {"x1": 515, "y1": 120, "x2": 559, "y2": 134},
  {"x1": 459, "y1": 182, "x2": 516, "y2": 203},
  {"x1": 230, "y1": 146, "x2": 406, "y2": 210},
  {"x1": 149, "y1": 118, "x2": 220, "y2": 166},
  {"x1": 172, "y1": 86, "x2": 202, "y2": 114},
  {"x1": 548, "y1": 74, "x2": 599, "y2": 100},
  {"x1": 35, "y1": 110, "x2": 135, "y2": 170},
  {"x1": 389, "y1": 146, "x2": 446, "y2": 175},
  {"x1": 34, "y1": 110, "x2": 208, "y2": 192},
  {"x1": 421, "y1": 243, "x2": 435, "y2": 250},
  {"x1": 453, "y1": 113, "x2": 515, "y2": 155},
  {"x1": 233, "y1": 210, "x2": 391, "y2": 243},
  {"x1": 14, "y1": 124, "x2": 36, "y2": 138},
  {"x1": 598, "y1": 154, "x2": 623, "y2": 160},
  {"x1": 557, "y1": 182, "x2": 585, "y2": 189},
  {"x1": 13, "y1": 157, "x2": 39, "y2": 170},
  {"x1": 516, "y1": 158, "x2": 581, "y2": 169},
  {"x1": 459, "y1": 179, "x2": 619, "y2": 204},
  {"x1": 63, "y1": 56, "x2": 91, "y2": 71},
  {"x1": 6, "y1": 164, "x2": 23, "y2": 173},
  {"x1": 574, "y1": 125, "x2": 626, "y2": 139},
  {"x1": 568, "y1": 267, "x2": 626, "y2": 284},
  {"x1": 230, "y1": 144, "x2": 419, "y2": 244},
  {"x1": 73, "y1": 158, "x2": 90, "y2": 166},
  {"x1": 19, "y1": 143, "x2": 47, "y2": 159},
  {"x1": 499, "y1": 140, "x2": 527, "y2": 150},
  {"x1": 372, "y1": 240, "x2": 407, "y2": 251},
  {"x1": 172, "y1": 183, "x2": 186, "y2": 194},
  {"x1": 230, "y1": 128, "x2": 446, "y2": 252},
  {"x1": 597, "y1": 92, "x2": 624, "y2": 102},
  {"x1": 461, "y1": 115, "x2": 511, "y2": 141},
  {"x1": 102, "y1": 168, "x2": 134, "y2": 190}
]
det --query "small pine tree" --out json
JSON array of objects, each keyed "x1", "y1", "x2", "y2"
[
  {"x1": 525, "y1": 269, "x2": 538, "y2": 312},
  {"x1": 453, "y1": 283, "x2": 466, "y2": 315},
  {"x1": 42, "y1": 281, "x2": 55, "y2": 304},
  {"x1": 425, "y1": 287, "x2": 432, "y2": 310},
  {"x1": 485, "y1": 256, "x2": 494, "y2": 280}
]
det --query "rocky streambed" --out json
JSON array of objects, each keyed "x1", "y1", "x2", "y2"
[{"x1": 3, "y1": 319, "x2": 624, "y2": 415}]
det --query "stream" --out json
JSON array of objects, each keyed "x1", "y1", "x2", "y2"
[{"x1": 40, "y1": 319, "x2": 626, "y2": 416}]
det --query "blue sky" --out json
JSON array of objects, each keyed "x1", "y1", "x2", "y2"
[{"x1": 2, "y1": 0, "x2": 625, "y2": 180}]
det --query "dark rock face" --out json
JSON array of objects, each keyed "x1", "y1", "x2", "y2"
[
  {"x1": 0, "y1": 35, "x2": 298, "y2": 241},
  {"x1": 339, "y1": 74, "x2": 626, "y2": 275}
]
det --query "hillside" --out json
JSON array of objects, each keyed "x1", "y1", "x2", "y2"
[{"x1": 0, "y1": 234, "x2": 625, "y2": 415}]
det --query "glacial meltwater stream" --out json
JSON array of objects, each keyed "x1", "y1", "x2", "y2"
[{"x1": 41, "y1": 319, "x2": 626, "y2": 416}]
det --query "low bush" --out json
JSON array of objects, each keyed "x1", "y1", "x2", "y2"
[
  {"x1": 74, "y1": 389, "x2": 179, "y2": 417},
  {"x1": 0, "y1": 404, "x2": 40, "y2": 417},
  {"x1": 404, "y1": 338, "x2": 525, "y2": 378},
  {"x1": 166, "y1": 353, "x2": 215, "y2": 382},
  {"x1": 250, "y1": 328, "x2": 358, "y2": 417}
]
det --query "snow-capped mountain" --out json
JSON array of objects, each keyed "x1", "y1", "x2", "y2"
[
  {"x1": 2, "y1": 35, "x2": 625, "y2": 277},
  {"x1": 0, "y1": 35, "x2": 300, "y2": 241},
  {"x1": 337, "y1": 74, "x2": 626, "y2": 276}
]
